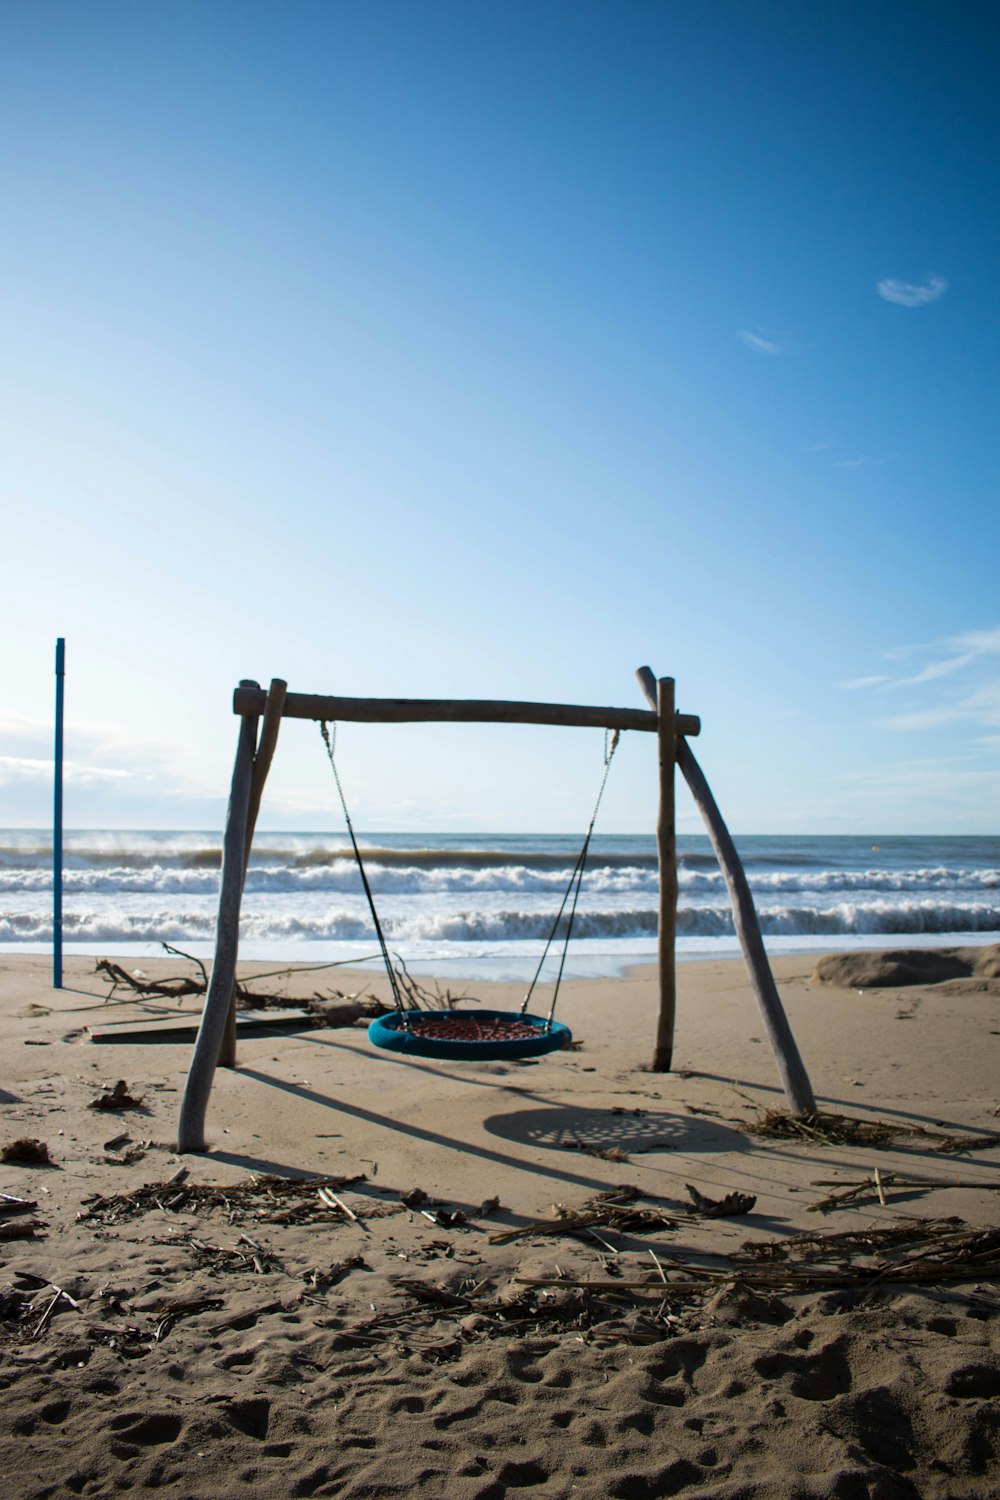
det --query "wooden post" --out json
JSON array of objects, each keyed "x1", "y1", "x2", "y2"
[
  {"x1": 53, "y1": 638, "x2": 65, "y2": 990},
  {"x1": 245, "y1": 678, "x2": 288, "y2": 854},
  {"x1": 218, "y1": 678, "x2": 288, "y2": 1069},
  {"x1": 635, "y1": 665, "x2": 816, "y2": 1114},
  {"x1": 653, "y1": 677, "x2": 677, "y2": 1071},
  {"x1": 177, "y1": 687, "x2": 259, "y2": 1153}
]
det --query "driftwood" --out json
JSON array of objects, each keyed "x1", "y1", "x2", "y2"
[
  {"x1": 748, "y1": 1107, "x2": 1000, "y2": 1154},
  {"x1": 178, "y1": 690, "x2": 259, "y2": 1152},
  {"x1": 808, "y1": 1173, "x2": 1000, "y2": 1213},
  {"x1": 488, "y1": 1186, "x2": 673, "y2": 1245},
  {"x1": 231, "y1": 685, "x2": 701, "y2": 738},
  {"x1": 636, "y1": 665, "x2": 816, "y2": 1114},
  {"x1": 95, "y1": 947, "x2": 390, "y2": 1023},
  {"x1": 516, "y1": 1219, "x2": 1000, "y2": 1297},
  {"x1": 96, "y1": 953, "x2": 207, "y2": 1001},
  {"x1": 77, "y1": 1172, "x2": 379, "y2": 1227}
]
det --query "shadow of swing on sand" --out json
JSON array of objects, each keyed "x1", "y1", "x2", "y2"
[{"x1": 482, "y1": 1103, "x2": 748, "y2": 1156}]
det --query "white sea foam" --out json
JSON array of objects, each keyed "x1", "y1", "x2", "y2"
[
  {"x1": 4, "y1": 897, "x2": 998, "y2": 947},
  {"x1": 3, "y1": 830, "x2": 997, "y2": 972},
  {"x1": 2, "y1": 859, "x2": 997, "y2": 899}
]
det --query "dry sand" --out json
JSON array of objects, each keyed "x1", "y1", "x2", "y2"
[{"x1": 1, "y1": 949, "x2": 998, "y2": 1498}]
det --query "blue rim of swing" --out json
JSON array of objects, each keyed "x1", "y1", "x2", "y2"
[{"x1": 367, "y1": 1009, "x2": 573, "y2": 1060}]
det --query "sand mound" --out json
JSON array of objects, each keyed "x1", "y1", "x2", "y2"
[{"x1": 813, "y1": 945, "x2": 1000, "y2": 989}]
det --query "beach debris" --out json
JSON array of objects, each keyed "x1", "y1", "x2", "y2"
[
  {"x1": 746, "y1": 1107, "x2": 1000, "y2": 1154},
  {"x1": 1, "y1": 1138, "x2": 53, "y2": 1166},
  {"x1": 93, "y1": 945, "x2": 392, "y2": 1022},
  {"x1": 77, "y1": 1172, "x2": 379, "y2": 1227},
  {"x1": 32, "y1": 1286, "x2": 80, "y2": 1338},
  {"x1": 88, "y1": 1079, "x2": 144, "y2": 1112},
  {"x1": 99, "y1": 1127, "x2": 151, "y2": 1163},
  {"x1": 561, "y1": 1137, "x2": 630, "y2": 1162},
  {"x1": 148, "y1": 1294, "x2": 225, "y2": 1342},
  {"x1": 177, "y1": 1232, "x2": 283, "y2": 1276},
  {"x1": 0, "y1": 1220, "x2": 45, "y2": 1243},
  {"x1": 95, "y1": 951, "x2": 209, "y2": 1001},
  {"x1": 419, "y1": 1207, "x2": 467, "y2": 1228},
  {"x1": 488, "y1": 1186, "x2": 672, "y2": 1245},
  {"x1": 318, "y1": 1187, "x2": 367, "y2": 1230},
  {"x1": 390, "y1": 954, "x2": 474, "y2": 1013},
  {"x1": 303, "y1": 1254, "x2": 369, "y2": 1290},
  {"x1": 685, "y1": 1183, "x2": 757, "y2": 1217},
  {"x1": 0, "y1": 1287, "x2": 35, "y2": 1326},
  {"x1": 0, "y1": 1193, "x2": 37, "y2": 1217},
  {"x1": 107, "y1": 1143, "x2": 149, "y2": 1166},
  {"x1": 807, "y1": 1172, "x2": 1000, "y2": 1213},
  {"x1": 514, "y1": 1219, "x2": 1000, "y2": 1301},
  {"x1": 392, "y1": 1278, "x2": 473, "y2": 1309},
  {"x1": 400, "y1": 1187, "x2": 428, "y2": 1209},
  {"x1": 11, "y1": 1272, "x2": 84, "y2": 1339}
]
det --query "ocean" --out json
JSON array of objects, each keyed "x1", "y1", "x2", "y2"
[{"x1": 2, "y1": 830, "x2": 998, "y2": 981}]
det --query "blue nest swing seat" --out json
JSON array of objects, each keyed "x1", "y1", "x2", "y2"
[{"x1": 320, "y1": 721, "x2": 619, "y2": 1063}]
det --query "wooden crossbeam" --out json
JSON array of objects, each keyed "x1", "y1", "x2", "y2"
[{"x1": 232, "y1": 686, "x2": 700, "y2": 737}]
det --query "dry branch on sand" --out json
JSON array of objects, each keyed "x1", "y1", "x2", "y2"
[
  {"x1": 488, "y1": 1186, "x2": 675, "y2": 1245},
  {"x1": 92, "y1": 945, "x2": 471, "y2": 1022},
  {"x1": 77, "y1": 1172, "x2": 381, "y2": 1227},
  {"x1": 746, "y1": 1107, "x2": 1000, "y2": 1154},
  {"x1": 516, "y1": 1219, "x2": 1000, "y2": 1300}
]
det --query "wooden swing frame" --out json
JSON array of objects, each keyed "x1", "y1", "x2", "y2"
[{"x1": 177, "y1": 668, "x2": 815, "y2": 1153}]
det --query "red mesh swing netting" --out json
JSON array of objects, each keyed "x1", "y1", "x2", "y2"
[{"x1": 400, "y1": 1014, "x2": 546, "y2": 1042}]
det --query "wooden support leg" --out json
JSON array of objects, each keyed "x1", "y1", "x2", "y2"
[
  {"x1": 653, "y1": 677, "x2": 677, "y2": 1072},
  {"x1": 676, "y1": 737, "x2": 816, "y2": 1114},
  {"x1": 177, "y1": 697, "x2": 259, "y2": 1153},
  {"x1": 218, "y1": 678, "x2": 288, "y2": 1069},
  {"x1": 635, "y1": 664, "x2": 817, "y2": 1114}
]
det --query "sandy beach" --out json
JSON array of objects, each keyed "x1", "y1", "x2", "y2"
[{"x1": 1, "y1": 948, "x2": 998, "y2": 1497}]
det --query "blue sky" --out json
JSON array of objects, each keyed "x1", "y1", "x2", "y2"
[{"x1": 2, "y1": 0, "x2": 997, "y2": 833}]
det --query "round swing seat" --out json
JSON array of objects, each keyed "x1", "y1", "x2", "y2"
[{"x1": 367, "y1": 1009, "x2": 572, "y2": 1061}]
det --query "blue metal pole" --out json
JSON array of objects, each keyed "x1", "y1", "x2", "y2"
[{"x1": 53, "y1": 638, "x2": 65, "y2": 989}]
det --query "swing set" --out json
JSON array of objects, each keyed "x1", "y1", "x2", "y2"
[{"x1": 177, "y1": 669, "x2": 815, "y2": 1153}]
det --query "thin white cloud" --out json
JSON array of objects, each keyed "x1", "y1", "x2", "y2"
[
  {"x1": 883, "y1": 683, "x2": 1000, "y2": 733},
  {"x1": 895, "y1": 652, "x2": 977, "y2": 687},
  {"x1": 738, "y1": 329, "x2": 782, "y2": 355},
  {"x1": 881, "y1": 704, "x2": 966, "y2": 732},
  {"x1": 951, "y1": 626, "x2": 1000, "y2": 655},
  {"x1": 849, "y1": 625, "x2": 1000, "y2": 742},
  {"x1": 0, "y1": 714, "x2": 215, "y2": 800},
  {"x1": 876, "y1": 274, "x2": 948, "y2": 308},
  {"x1": 0, "y1": 755, "x2": 135, "y2": 787}
]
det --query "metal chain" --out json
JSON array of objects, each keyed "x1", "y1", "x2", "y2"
[{"x1": 320, "y1": 722, "x2": 406, "y2": 1013}]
